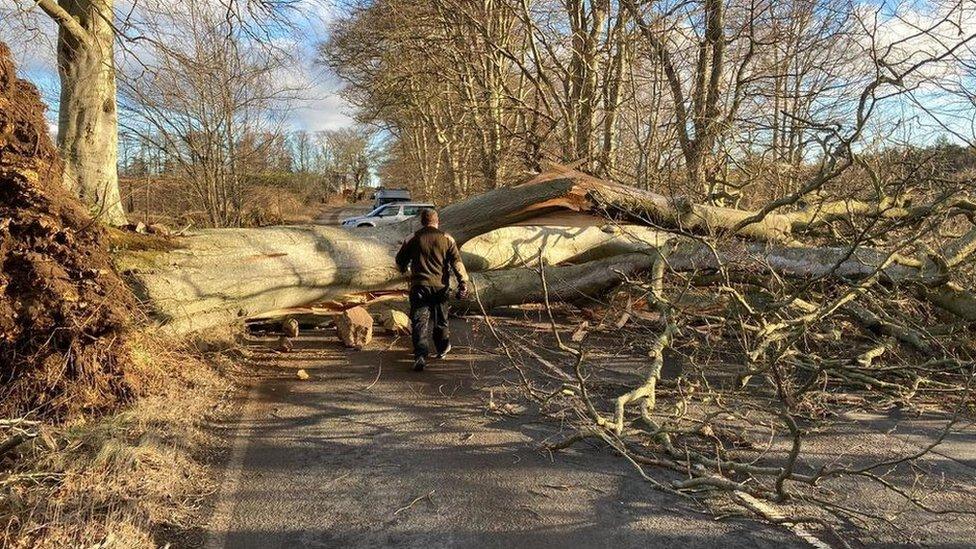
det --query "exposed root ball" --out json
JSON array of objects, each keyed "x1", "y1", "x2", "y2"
[{"x1": 0, "y1": 42, "x2": 140, "y2": 419}]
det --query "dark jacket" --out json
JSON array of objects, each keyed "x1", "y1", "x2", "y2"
[{"x1": 395, "y1": 226, "x2": 468, "y2": 289}]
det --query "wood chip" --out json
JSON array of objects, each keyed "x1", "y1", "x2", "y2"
[{"x1": 570, "y1": 320, "x2": 590, "y2": 342}]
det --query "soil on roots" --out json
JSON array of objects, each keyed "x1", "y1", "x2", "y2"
[{"x1": 0, "y1": 42, "x2": 140, "y2": 419}]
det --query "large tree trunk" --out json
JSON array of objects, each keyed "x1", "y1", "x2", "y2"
[
  {"x1": 114, "y1": 167, "x2": 734, "y2": 333},
  {"x1": 119, "y1": 222, "x2": 665, "y2": 334},
  {"x1": 118, "y1": 225, "x2": 405, "y2": 334},
  {"x1": 54, "y1": 0, "x2": 127, "y2": 226},
  {"x1": 116, "y1": 167, "x2": 975, "y2": 334},
  {"x1": 436, "y1": 166, "x2": 794, "y2": 243},
  {"x1": 460, "y1": 218, "x2": 667, "y2": 271}
]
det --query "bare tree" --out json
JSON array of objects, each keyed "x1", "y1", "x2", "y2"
[
  {"x1": 4, "y1": 0, "x2": 303, "y2": 225},
  {"x1": 116, "y1": 0, "x2": 300, "y2": 227},
  {"x1": 324, "y1": 126, "x2": 377, "y2": 198}
]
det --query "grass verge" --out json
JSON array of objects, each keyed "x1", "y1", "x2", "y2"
[{"x1": 1, "y1": 332, "x2": 235, "y2": 548}]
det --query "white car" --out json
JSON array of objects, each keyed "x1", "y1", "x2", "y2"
[{"x1": 340, "y1": 202, "x2": 435, "y2": 227}]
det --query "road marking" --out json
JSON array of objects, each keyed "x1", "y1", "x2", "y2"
[{"x1": 204, "y1": 383, "x2": 260, "y2": 549}]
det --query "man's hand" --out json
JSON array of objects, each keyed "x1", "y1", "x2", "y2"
[{"x1": 456, "y1": 282, "x2": 469, "y2": 299}]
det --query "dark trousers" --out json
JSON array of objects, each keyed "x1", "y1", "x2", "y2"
[{"x1": 409, "y1": 285, "x2": 450, "y2": 358}]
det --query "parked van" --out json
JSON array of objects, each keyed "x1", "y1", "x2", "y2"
[{"x1": 373, "y1": 188, "x2": 411, "y2": 210}]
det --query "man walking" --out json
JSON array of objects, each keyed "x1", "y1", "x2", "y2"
[{"x1": 395, "y1": 208, "x2": 468, "y2": 371}]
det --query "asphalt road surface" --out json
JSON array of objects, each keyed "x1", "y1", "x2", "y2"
[
  {"x1": 316, "y1": 204, "x2": 370, "y2": 226},
  {"x1": 203, "y1": 324, "x2": 805, "y2": 549}
]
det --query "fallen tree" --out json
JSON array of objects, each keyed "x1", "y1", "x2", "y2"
[
  {"x1": 115, "y1": 166, "x2": 976, "y2": 334},
  {"x1": 5, "y1": 33, "x2": 975, "y2": 420},
  {"x1": 4, "y1": 36, "x2": 975, "y2": 543},
  {"x1": 113, "y1": 169, "x2": 707, "y2": 333}
]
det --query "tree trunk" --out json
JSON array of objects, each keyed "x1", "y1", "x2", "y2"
[
  {"x1": 461, "y1": 252, "x2": 659, "y2": 311},
  {"x1": 115, "y1": 167, "x2": 976, "y2": 333},
  {"x1": 460, "y1": 221, "x2": 667, "y2": 271},
  {"x1": 55, "y1": 0, "x2": 127, "y2": 226}
]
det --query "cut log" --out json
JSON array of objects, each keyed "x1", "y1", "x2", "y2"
[
  {"x1": 337, "y1": 306, "x2": 373, "y2": 349},
  {"x1": 380, "y1": 309, "x2": 411, "y2": 335}
]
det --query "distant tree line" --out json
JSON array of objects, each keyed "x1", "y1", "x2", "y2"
[{"x1": 118, "y1": 127, "x2": 378, "y2": 227}]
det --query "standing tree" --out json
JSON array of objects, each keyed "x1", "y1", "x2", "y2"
[
  {"x1": 324, "y1": 126, "x2": 376, "y2": 198},
  {"x1": 33, "y1": 0, "x2": 127, "y2": 224},
  {"x1": 115, "y1": 0, "x2": 302, "y2": 227}
]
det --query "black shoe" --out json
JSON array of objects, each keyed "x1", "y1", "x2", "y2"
[
  {"x1": 413, "y1": 357, "x2": 426, "y2": 372},
  {"x1": 436, "y1": 343, "x2": 452, "y2": 360}
]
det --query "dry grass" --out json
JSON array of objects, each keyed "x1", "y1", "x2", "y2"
[
  {"x1": 121, "y1": 176, "x2": 335, "y2": 228},
  {"x1": 241, "y1": 185, "x2": 316, "y2": 226},
  {"x1": 0, "y1": 332, "x2": 233, "y2": 548}
]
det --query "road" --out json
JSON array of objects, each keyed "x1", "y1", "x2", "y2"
[
  {"x1": 315, "y1": 203, "x2": 371, "y2": 226},
  {"x1": 203, "y1": 323, "x2": 803, "y2": 549}
]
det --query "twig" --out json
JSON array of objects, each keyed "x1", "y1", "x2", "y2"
[{"x1": 393, "y1": 489, "x2": 436, "y2": 516}]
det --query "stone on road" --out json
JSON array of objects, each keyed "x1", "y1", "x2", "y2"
[
  {"x1": 336, "y1": 306, "x2": 373, "y2": 349},
  {"x1": 380, "y1": 308, "x2": 411, "y2": 336}
]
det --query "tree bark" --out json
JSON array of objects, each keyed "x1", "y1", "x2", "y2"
[
  {"x1": 53, "y1": 0, "x2": 127, "y2": 226},
  {"x1": 460, "y1": 252, "x2": 659, "y2": 311},
  {"x1": 438, "y1": 165, "x2": 794, "y2": 243},
  {"x1": 115, "y1": 167, "x2": 975, "y2": 333}
]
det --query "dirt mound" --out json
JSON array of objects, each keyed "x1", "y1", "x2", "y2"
[{"x1": 0, "y1": 43, "x2": 141, "y2": 419}]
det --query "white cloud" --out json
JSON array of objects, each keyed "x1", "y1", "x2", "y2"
[
  {"x1": 269, "y1": 25, "x2": 357, "y2": 132},
  {"x1": 266, "y1": 2, "x2": 358, "y2": 133},
  {"x1": 288, "y1": 91, "x2": 356, "y2": 132},
  {"x1": 861, "y1": 0, "x2": 976, "y2": 79}
]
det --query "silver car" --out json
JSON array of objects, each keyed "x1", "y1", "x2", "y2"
[{"x1": 340, "y1": 202, "x2": 435, "y2": 227}]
